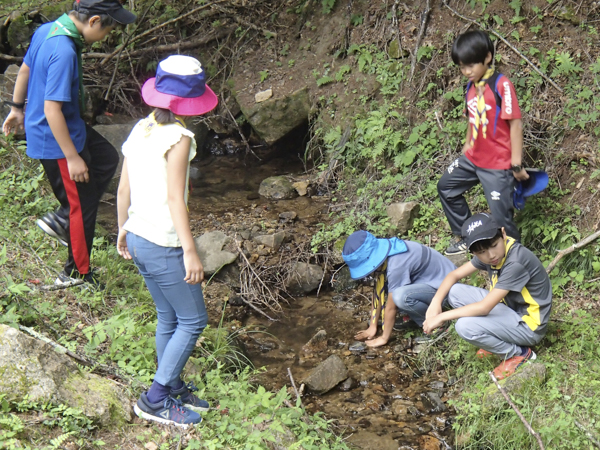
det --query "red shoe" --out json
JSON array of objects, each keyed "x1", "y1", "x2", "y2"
[
  {"x1": 476, "y1": 349, "x2": 493, "y2": 359},
  {"x1": 493, "y1": 348, "x2": 536, "y2": 380}
]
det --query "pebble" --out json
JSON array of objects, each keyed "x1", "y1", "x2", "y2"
[{"x1": 349, "y1": 341, "x2": 367, "y2": 352}]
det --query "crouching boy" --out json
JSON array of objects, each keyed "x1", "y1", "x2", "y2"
[
  {"x1": 423, "y1": 213, "x2": 552, "y2": 379},
  {"x1": 342, "y1": 230, "x2": 456, "y2": 348}
]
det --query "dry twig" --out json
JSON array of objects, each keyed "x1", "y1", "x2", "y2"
[
  {"x1": 545, "y1": 228, "x2": 600, "y2": 274},
  {"x1": 575, "y1": 420, "x2": 600, "y2": 449},
  {"x1": 409, "y1": 0, "x2": 431, "y2": 82},
  {"x1": 489, "y1": 371, "x2": 545, "y2": 450},
  {"x1": 287, "y1": 367, "x2": 303, "y2": 406},
  {"x1": 441, "y1": 0, "x2": 563, "y2": 93}
]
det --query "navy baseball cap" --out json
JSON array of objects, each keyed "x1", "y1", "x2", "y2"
[
  {"x1": 461, "y1": 213, "x2": 501, "y2": 250},
  {"x1": 74, "y1": 0, "x2": 137, "y2": 24}
]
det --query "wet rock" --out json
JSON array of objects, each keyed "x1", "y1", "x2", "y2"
[
  {"x1": 358, "y1": 418, "x2": 371, "y2": 428},
  {"x1": 364, "y1": 393, "x2": 385, "y2": 411},
  {"x1": 303, "y1": 355, "x2": 348, "y2": 394},
  {"x1": 0, "y1": 325, "x2": 130, "y2": 426},
  {"x1": 391, "y1": 399, "x2": 413, "y2": 417},
  {"x1": 194, "y1": 231, "x2": 238, "y2": 275},
  {"x1": 93, "y1": 123, "x2": 136, "y2": 192},
  {"x1": 428, "y1": 380, "x2": 445, "y2": 390},
  {"x1": 418, "y1": 435, "x2": 443, "y2": 450},
  {"x1": 338, "y1": 377, "x2": 357, "y2": 392},
  {"x1": 292, "y1": 180, "x2": 310, "y2": 196},
  {"x1": 253, "y1": 231, "x2": 286, "y2": 251},
  {"x1": 214, "y1": 263, "x2": 241, "y2": 289},
  {"x1": 332, "y1": 294, "x2": 345, "y2": 302},
  {"x1": 258, "y1": 176, "x2": 298, "y2": 200},
  {"x1": 301, "y1": 329, "x2": 327, "y2": 354},
  {"x1": 237, "y1": 86, "x2": 310, "y2": 145},
  {"x1": 278, "y1": 211, "x2": 297, "y2": 222},
  {"x1": 411, "y1": 342, "x2": 427, "y2": 354},
  {"x1": 284, "y1": 262, "x2": 324, "y2": 295},
  {"x1": 420, "y1": 392, "x2": 447, "y2": 413},
  {"x1": 347, "y1": 431, "x2": 398, "y2": 450},
  {"x1": 483, "y1": 363, "x2": 546, "y2": 409},
  {"x1": 228, "y1": 296, "x2": 244, "y2": 306},
  {"x1": 332, "y1": 266, "x2": 358, "y2": 292},
  {"x1": 386, "y1": 202, "x2": 421, "y2": 235},
  {"x1": 365, "y1": 351, "x2": 377, "y2": 360},
  {"x1": 349, "y1": 341, "x2": 367, "y2": 353}
]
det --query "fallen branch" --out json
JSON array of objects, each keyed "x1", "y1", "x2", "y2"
[
  {"x1": 86, "y1": 28, "x2": 235, "y2": 60},
  {"x1": 575, "y1": 420, "x2": 600, "y2": 449},
  {"x1": 19, "y1": 325, "x2": 91, "y2": 366},
  {"x1": 100, "y1": 0, "x2": 228, "y2": 65},
  {"x1": 287, "y1": 367, "x2": 303, "y2": 406},
  {"x1": 545, "y1": 229, "x2": 600, "y2": 274},
  {"x1": 489, "y1": 371, "x2": 545, "y2": 450},
  {"x1": 441, "y1": 0, "x2": 562, "y2": 93},
  {"x1": 409, "y1": 0, "x2": 431, "y2": 82}
]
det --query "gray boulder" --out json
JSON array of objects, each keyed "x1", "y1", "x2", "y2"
[
  {"x1": 253, "y1": 231, "x2": 286, "y2": 251},
  {"x1": 386, "y1": 201, "x2": 421, "y2": 235},
  {"x1": 238, "y1": 87, "x2": 310, "y2": 145},
  {"x1": 0, "y1": 325, "x2": 130, "y2": 426},
  {"x1": 303, "y1": 355, "x2": 348, "y2": 394},
  {"x1": 258, "y1": 176, "x2": 298, "y2": 200},
  {"x1": 332, "y1": 266, "x2": 358, "y2": 292},
  {"x1": 194, "y1": 231, "x2": 238, "y2": 275},
  {"x1": 420, "y1": 391, "x2": 447, "y2": 413},
  {"x1": 93, "y1": 123, "x2": 136, "y2": 192},
  {"x1": 285, "y1": 262, "x2": 324, "y2": 295}
]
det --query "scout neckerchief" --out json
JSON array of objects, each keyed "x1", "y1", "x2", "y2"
[
  {"x1": 46, "y1": 14, "x2": 85, "y2": 110},
  {"x1": 490, "y1": 237, "x2": 516, "y2": 290},
  {"x1": 370, "y1": 260, "x2": 388, "y2": 331},
  {"x1": 469, "y1": 67, "x2": 496, "y2": 147}
]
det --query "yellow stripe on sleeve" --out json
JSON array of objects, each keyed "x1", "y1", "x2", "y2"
[{"x1": 520, "y1": 286, "x2": 541, "y2": 331}]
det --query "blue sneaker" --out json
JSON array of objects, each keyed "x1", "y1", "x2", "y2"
[
  {"x1": 171, "y1": 382, "x2": 210, "y2": 412},
  {"x1": 134, "y1": 393, "x2": 201, "y2": 428}
]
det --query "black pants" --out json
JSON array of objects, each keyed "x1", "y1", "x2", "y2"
[
  {"x1": 437, "y1": 154, "x2": 520, "y2": 241},
  {"x1": 40, "y1": 125, "x2": 119, "y2": 275}
]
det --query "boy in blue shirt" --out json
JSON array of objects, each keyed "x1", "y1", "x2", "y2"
[
  {"x1": 342, "y1": 231, "x2": 456, "y2": 347},
  {"x1": 3, "y1": 1, "x2": 136, "y2": 286}
]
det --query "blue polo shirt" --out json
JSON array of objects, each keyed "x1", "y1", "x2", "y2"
[{"x1": 23, "y1": 22, "x2": 86, "y2": 160}]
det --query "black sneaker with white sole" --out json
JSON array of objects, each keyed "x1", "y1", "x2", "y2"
[
  {"x1": 55, "y1": 269, "x2": 105, "y2": 290},
  {"x1": 444, "y1": 237, "x2": 467, "y2": 255},
  {"x1": 37, "y1": 212, "x2": 68, "y2": 247},
  {"x1": 171, "y1": 382, "x2": 210, "y2": 412},
  {"x1": 134, "y1": 393, "x2": 202, "y2": 428}
]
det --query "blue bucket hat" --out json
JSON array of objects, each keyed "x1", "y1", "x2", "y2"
[
  {"x1": 513, "y1": 169, "x2": 549, "y2": 210},
  {"x1": 342, "y1": 231, "x2": 407, "y2": 280}
]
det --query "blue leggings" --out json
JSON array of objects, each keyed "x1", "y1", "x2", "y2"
[{"x1": 127, "y1": 232, "x2": 208, "y2": 386}]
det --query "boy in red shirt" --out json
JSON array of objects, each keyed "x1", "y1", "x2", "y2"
[{"x1": 438, "y1": 30, "x2": 529, "y2": 255}]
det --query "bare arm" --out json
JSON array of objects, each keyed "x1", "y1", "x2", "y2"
[
  {"x1": 166, "y1": 135, "x2": 204, "y2": 284},
  {"x1": 423, "y1": 287, "x2": 507, "y2": 334},
  {"x1": 426, "y1": 262, "x2": 478, "y2": 319},
  {"x1": 366, "y1": 293, "x2": 397, "y2": 348},
  {"x1": 2, "y1": 63, "x2": 30, "y2": 135},
  {"x1": 44, "y1": 100, "x2": 89, "y2": 182},
  {"x1": 509, "y1": 118, "x2": 528, "y2": 181},
  {"x1": 116, "y1": 158, "x2": 131, "y2": 259},
  {"x1": 462, "y1": 119, "x2": 473, "y2": 153}
]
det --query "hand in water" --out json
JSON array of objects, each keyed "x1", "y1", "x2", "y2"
[{"x1": 355, "y1": 325, "x2": 377, "y2": 341}]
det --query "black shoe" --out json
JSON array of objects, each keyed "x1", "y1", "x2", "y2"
[
  {"x1": 55, "y1": 269, "x2": 105, "y2": 290},
  {"x1": 445, "y1": 237, "x2": 467, "y2": 255},
  {"x1": 37, "y1": 213, "x2": 68, "y2": 247},
  {"x1": 134, "y1": 393, "x2": 201, "y2": 428},
  {"x1": 393, "y1": 314, "x2": 419, "y2": 331},
  {"x1": 171, "y1": 382, "x2": 210, "y2": 412}
]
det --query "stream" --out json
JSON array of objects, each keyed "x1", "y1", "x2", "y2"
[{"x1": 100, "y1": 131, "x2": 454, "y2": 449}]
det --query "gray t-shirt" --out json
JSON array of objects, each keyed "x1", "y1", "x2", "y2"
[
  {"x1": 471, "y1": 239, "x2": 552, "y2": 335},
  {"x1": 387, "y1": 241, "x2": 456, "y2": 292}
]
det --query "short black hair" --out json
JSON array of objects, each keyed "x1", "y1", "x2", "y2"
[
  {"x1": 69, "y1": 10, "x2": 117, "y2": 28},
  {"x1": 469, "y1": 229, "x2": 503, "y2": 253},
  {"x1": 451, "y1": 30, "x2": 494, "y2": 65}
]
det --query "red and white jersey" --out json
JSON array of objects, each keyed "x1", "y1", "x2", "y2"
[{"x1": 464, "y1": 75, "x2": 521, "y2": 170}]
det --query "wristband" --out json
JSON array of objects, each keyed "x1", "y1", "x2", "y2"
[
  {"x1": 511, "y1": 164, "x2": 523, "y2": 172},
  {"x1": 3, "y1": 100, "x2": 25, "y2": 109}
]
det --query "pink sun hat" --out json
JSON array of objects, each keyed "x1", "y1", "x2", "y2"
[{"x1": 141, "y1": 55, "x2": 218, "y2": 116}]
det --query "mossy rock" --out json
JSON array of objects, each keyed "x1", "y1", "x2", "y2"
[{"x1": 482, "y1": 363, "x2": 546, "y2": 410}]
